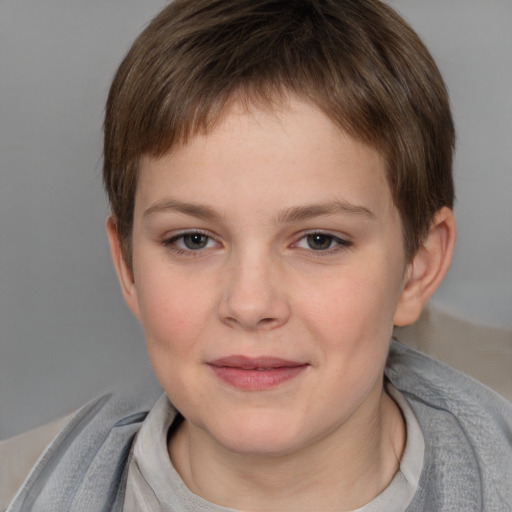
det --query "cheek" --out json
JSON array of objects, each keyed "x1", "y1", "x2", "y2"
[
  {"x1": 296, "y1": 263, "x2": 404, "y2": 391},
  {"x1": 135, "y1": 275, "x2": 214, "y2": 404},
  {"x1": 303, "y1": 271, "x2": 400, "y2": 341},
  {"x1": 135, "y1": 271, "x2": 214, "y2": 358},
  {"x1": 290, "y1": 274, "x2": 399, "y2": 429}
]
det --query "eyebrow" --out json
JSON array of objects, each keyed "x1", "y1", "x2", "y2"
[
  {"x1": 274, "y1": 200, "x2": 376, "y2": 224},
  {"x1": 144, "y1": 199, "x2": 220, "y2": 220},
  {"x1": 144, "y1": 198, "x2": 376, "y2": 223}
]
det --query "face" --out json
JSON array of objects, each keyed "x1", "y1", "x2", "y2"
[{"x1": 117, "y1": 98, "x2": 410, "y2": 456}]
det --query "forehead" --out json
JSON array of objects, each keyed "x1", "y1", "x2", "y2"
[{"x1": 136, "y1": 97, "x2": 395, "y2": 222}]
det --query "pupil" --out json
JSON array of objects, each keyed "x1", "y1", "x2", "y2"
[
  {"x1": 184, "y1": 233, "x2": 208, "y2": 249},
  {"x1": 307, "y1": 234, "x2": 332, "y2": 250}
]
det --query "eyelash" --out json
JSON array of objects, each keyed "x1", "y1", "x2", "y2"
[
  {"x1": 293, "y1": 231, "x2": 353, "y2": 256},
  {"x1": 162, "y1": 230, "x2": 352, "y2": 257},
  {"x1": 162, "y1": 230, "x2": 219, "y2": 256}
]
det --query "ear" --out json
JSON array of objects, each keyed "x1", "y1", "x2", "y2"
[
  {"x1": 393, "y1": 207, "x2": 456, "y2": 326},
  {"x1": 106, "y1": 217, "x2": 141, "y2": 321}
]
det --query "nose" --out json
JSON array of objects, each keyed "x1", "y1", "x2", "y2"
[{"x1": 217, "y1": 250, "x2": 291, "y2": 331}]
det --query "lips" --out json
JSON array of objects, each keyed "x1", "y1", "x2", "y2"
[{"x1": 208, "y1": 356, "x2": 308, "y2": 390}]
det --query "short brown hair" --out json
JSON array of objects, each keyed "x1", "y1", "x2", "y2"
[{"x1": 104, "y1": 0, "x2": 455, "y2": 266}]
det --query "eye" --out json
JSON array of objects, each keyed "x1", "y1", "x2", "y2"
[
  {"x1": 305, "y1": 233, "x2": 335, "y2": 251},
  {"x1": 164, "y1": 231, "x2": 218, "y2": 252},
  {"x1": 294, "y1": 232, "x2": 351, "y2": 252}
]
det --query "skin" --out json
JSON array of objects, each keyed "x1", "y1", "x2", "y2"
[{"x1": 108, "y1": 97, "x2": 456, "y2": 511}]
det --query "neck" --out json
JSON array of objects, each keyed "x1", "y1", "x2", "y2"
[{"x1": 169, "y1": 385, "x2": 405, "y2": 511}]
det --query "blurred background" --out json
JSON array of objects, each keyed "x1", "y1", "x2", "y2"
[{"x1": 1, "y1": 0, "x2": 511, "y2": 439}]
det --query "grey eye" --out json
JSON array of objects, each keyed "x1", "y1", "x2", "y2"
[
  {"x1": 182, "y1": 233, "x2": 210, "y2": 249},
  {"x1": 306, "y1": 234, "x2": 334, "y2": 250}
]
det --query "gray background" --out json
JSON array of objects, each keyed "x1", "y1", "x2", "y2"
[{"x1": 1, "y1": 0, "x2": 511, "y2": 439}]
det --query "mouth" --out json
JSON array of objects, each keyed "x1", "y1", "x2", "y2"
[{"x1": 208, "y1": 356, "x2": 309, "y2": 391}]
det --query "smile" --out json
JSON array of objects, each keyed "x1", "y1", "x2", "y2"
[{"x1": 208, "y1": 356, "x2": 309, "y2": 391}]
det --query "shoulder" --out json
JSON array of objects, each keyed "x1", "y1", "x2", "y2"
[
  {"x1": 0, "y1": 414, "x2": 71, "y2": 511},
  {"x1": 386, "y1": 340, "x2": 512, "y2": 509},
  {"x1": 394, "y1": 305, "x2": 512, "y2": 401},
  {"x1": 2, "y1": 381, "x2": 163, "y2": 512},
  {"x1": 387, "y1": 338, "x2": 512, "y2": 421},
  {"x1": 386, "y1": 338, "x2": 512, "y2": 436}
]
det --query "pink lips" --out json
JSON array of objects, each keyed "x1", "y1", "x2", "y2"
[{"x1": 208, "y1": 356, "x2": 308, "y2": 391}]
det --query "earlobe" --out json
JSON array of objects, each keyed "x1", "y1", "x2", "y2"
[
  {"x1": 105, "y1": 217, "x2": 141, "y2": 320},
  {"x1": 393, "y1": 207, "x2": 456, "y2": 326}
]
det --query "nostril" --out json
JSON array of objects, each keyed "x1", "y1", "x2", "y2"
[
  {"x1": 254, "y1": 317, "x2": 283, "y2": 330},
  {"x1": 221, "y1": 314, "x2": 283, "y2": 331}
]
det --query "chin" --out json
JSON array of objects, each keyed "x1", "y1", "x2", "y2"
[{"x1": 207, "y1": 415, "x2": 311, "y2": 457}]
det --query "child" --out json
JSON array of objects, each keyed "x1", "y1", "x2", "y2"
[{"x1": 4, "y1": 0, "x2": 512, "y2": 510}]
